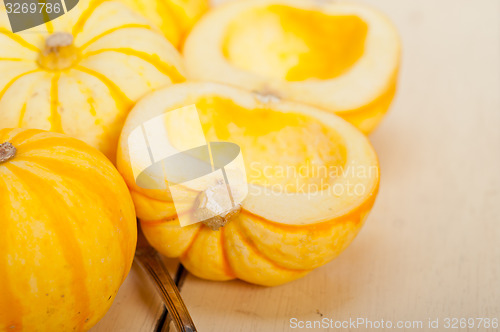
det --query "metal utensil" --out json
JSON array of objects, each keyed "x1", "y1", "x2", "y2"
[{"x1": 135, "y1": 225, "x2": 197, "y2": 332}]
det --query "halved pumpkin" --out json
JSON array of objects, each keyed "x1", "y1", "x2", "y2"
[
  {"x1": 117, "y1": 82, "x2": 379, "y2": 286},
  {"x1": 0, "y1": 0, "x2": 185, "y2": 161},
  {"x1": 184, "y1": 0, "x2": 400, "y2": 134}
]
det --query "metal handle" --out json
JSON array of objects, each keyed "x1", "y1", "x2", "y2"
[{"x1": 134, "y1": 250, "x2": 197, "y2": 332}]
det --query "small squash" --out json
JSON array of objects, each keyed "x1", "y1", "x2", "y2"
[
  {"x1": 118, "y1": 0, "x2": 210, "y2": 48},
  {"x1": 0, "y1": 0, "x2": 185, "y2": 161},
  {"x1": 184, "y1": 0, "x2": 400, "y2": 134},
  {"x1": 0, "y1": 128, "x2": 137, "y2": 331},
  {"x1": 117, "y1": 82, "x2": 379, "y2": 286}
]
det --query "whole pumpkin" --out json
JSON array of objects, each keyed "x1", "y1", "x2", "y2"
[
  {"x1": 117, "y1": 82, "x2": 379, "y2": 286},
  {"x1": 118, "y1": 0, "x2": 210, "y2": 48},
  {"x1": 0, "y1": 0, "x2": 185, "y2": 162},
  {"x1": 0, "y1": 129, "x2": 137, "y2": 331}
]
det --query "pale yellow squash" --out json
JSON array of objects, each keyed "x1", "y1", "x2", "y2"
[
  {"x1": 117, "y1": 82, "x2": 380, "y2": 286},
  {"x1": 118, "y1": 0, "x2": 210, "y2": 48},
  {"x1": 184, "y1": 0, "x2": 400, "y2": 134},
  {"x1": 0, "y1": 0, "x2": 185, "y2": 162}
]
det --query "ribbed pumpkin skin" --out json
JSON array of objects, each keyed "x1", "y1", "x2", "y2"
[
  {"x1": 117, "y1": 82, "x2": 380, "y2": 287},
  {"x1": 0, "y1": 129, "x2": 137, "y2": 332},
  {"x1": 118, "y1": 0, "x2": 210, "y2": 48},
  {"x1": 139, "y1": 202, "x2": 374, "y2": 286},
  {"x1": 0, "y1": 0, "x2": 185, "y2": 161}
]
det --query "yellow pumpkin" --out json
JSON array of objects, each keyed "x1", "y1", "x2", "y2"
[
  {"x1": 183, "y1": 0, "x2": 400, "y2": 134},
  {"x1": 0, "y1": 0, "x2": 185, "y2": 162},
  {"x1": 118, "y1": 0, "x2": 210, "y2": 48},
  {"x1": 117, "y1": 82, "x2": 379, "y2": 286},
  {"x1": 0, "y1": 129, "x2": 137, "y2": 331}
]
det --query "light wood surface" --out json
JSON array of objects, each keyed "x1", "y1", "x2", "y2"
[
  {"x1": 93, "y1": 0, "x2": 500, "y2": 330},
  {"x1": 92, "y1": 258, "x2": 179, "y2": 332}
]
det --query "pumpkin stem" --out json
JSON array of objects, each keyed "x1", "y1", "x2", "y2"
[
  {"x1": 253, "y1": 87, "x2": 282, "y2": 104},
  {"x1": 38, "y1": 32, "x2": 79, "y2": 71},
  {"x1": 0, "y1": 142, "x2": 16, "y2": 164},
  {"x1": 194, "y1": 182, "x2": 242, "y2": 231}
]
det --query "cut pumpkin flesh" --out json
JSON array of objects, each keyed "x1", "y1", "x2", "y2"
[
  {"x1": 117, "y1": 82, "x2": 380, "y2": 286},
  {"x1": 184, "y1": 0, "x2": 400, "y2": 134}
]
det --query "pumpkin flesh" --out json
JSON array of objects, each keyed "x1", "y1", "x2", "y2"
[
  {"x1": 223, "y1": 5, "x2": 368, "y2": 81},
  {"x1": 183, "y1": 0, "x2": 400, "y2": 134},
  {"x1": 117, "y1": 82, "x2": 379, "y2": 286}
]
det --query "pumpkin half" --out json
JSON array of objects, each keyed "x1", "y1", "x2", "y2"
[
  {"x1": 118, "y1": 0, "x2": 210, "y2": 48},
  {"x1": 184, "y1": 0, "x2": 400, "y2": 134},
  {"x1": 0, "y1": 0, "x2": 185, "y2": 162},
  {"x1": 117, "y1": 82, "x2": 379, "y2": 286},
  {"x1": 0, "y1": 129, "x2": 137, "y2": 331}
]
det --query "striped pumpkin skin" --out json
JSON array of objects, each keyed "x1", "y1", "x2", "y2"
[
  {"x1": 0, "y1": 0, "x2": 185, "y2": 162},
  {"x1": 0, "y1": 129, "x2": 137, "y2": 332},
  {"x1": 118, "y1": 0, "x2": 210, "y2": 48},
  {"x1": 117, "y1": 82, "x2": 380, "y2": 286}
]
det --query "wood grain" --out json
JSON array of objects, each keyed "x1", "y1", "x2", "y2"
[
  {"x1": 93, "y1": 0, "x2": 500, "y2": 330},
  {"x1": 91, "y1": 258, "x2": 179, "y2": 332}
]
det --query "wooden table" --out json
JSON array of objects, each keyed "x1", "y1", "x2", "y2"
[{"x1": 93, "y1": 0, "x2": 500, "y2": 330}]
